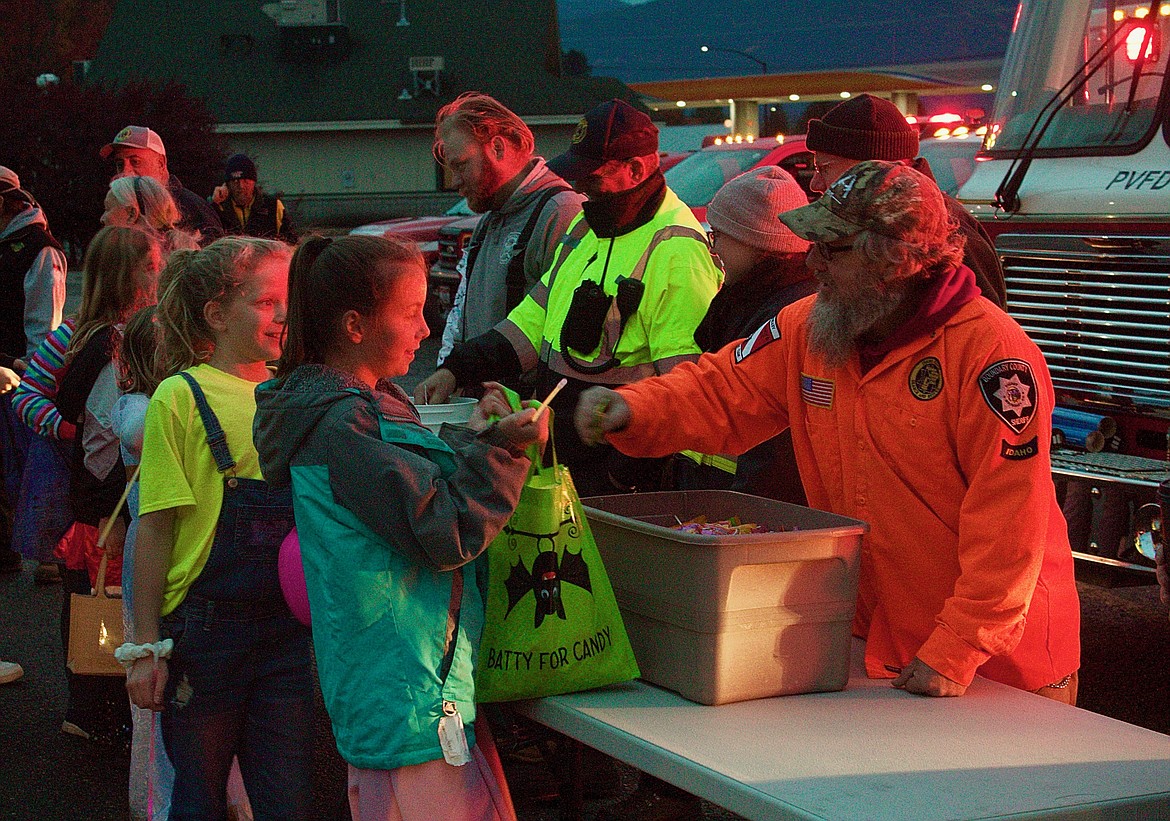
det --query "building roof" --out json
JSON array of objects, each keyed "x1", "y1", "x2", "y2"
[
  {"x1": 631, "y1": 62, "x2": 1002, "y2": 110},
  {"x1": 88, "y1": 0, "x2": 633, "y2": 126}
]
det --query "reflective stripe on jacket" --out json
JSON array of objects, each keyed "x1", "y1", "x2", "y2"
[{"x1": 499, "y1": 188, "x2": 722, "y2": 381}]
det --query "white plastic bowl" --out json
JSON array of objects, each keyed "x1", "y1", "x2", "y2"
[{"x1": 412, "y1": 396, "x2": 478, "y2": 433}]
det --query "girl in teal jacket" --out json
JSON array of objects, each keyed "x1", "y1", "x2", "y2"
[{"x1": 253, "y1": 235, "x2": 545, "y2": 821}]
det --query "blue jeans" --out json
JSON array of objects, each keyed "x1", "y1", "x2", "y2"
[
  {"x1": 160, "y1": 372, "x2": 312, "y2": 819},
  {"x1": 160, "y1": 602, "x2": 313, "y2": 821},
  {"x1": 13, "y1": 433, "x2": 72, "y2": 561}
]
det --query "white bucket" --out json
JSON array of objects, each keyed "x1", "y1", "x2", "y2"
[{"x1": 412, "y1": 396, "x2": 478, "y2": 433}]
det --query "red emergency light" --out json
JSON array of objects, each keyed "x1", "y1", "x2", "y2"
[{"x1": 1125, "y1": 24, "x2": 1159, "y2": 61}]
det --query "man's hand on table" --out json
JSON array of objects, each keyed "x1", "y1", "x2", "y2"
[{"x1": 891, "y1": 657, "x2": 967, "y2": 697}]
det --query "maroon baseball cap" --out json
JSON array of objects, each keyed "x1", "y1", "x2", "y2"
[{"x1": 547, "y1": 99, "x2": 659, "y2": 180}]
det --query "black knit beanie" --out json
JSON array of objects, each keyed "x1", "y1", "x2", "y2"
[
  {"x1": 806, "y1": 94, "x2": 919, "y2": 161},
  {"x1": 225, "y1": 153, "x2": 258, "y2": 182}
]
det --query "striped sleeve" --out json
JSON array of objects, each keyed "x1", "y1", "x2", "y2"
[{"x1": 13, "y1": 319, "x2": 75, "y2": 439}]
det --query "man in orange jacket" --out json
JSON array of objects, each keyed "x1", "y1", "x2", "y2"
[{"x1": 576, "y1": 160, "x2": 1081, "y2": 701}]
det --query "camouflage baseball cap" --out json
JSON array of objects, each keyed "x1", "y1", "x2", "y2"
[{"x1": 778, "y1": 159, "x2": 949, "y2": 244}]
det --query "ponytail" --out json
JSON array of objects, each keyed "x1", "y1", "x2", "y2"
[
  {"x1": 157, "y1": 236, "x2": 290, "y2": 376},
  {"x1": 117, "y1": 305, "x2": 163, "y2": 396},
  {"x1": 157, "y1": 248, "x2": 210, "y2": 375},
  {"x1": 280, "y1": 235, "x2": 333, "y2": 377}
]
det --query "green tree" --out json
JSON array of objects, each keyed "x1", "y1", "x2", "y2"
[
  {"x1": 0, "y1": 78, "x2": 228, "y2": 261},
  {"x1": 0, "y1": 0, "x2": 116, "y2": 85},
  {"x1": 562, "y1": 49, "x2": 591, "y2": 77}
]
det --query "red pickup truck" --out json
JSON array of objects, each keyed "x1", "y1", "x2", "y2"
[{"x1": 348, "y1": 198, "x2": 474, "y2": 267}]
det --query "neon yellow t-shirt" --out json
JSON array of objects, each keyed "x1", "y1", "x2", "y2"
[{"x1": 138, "y1": 364, "x2": 265, "y2": 616}]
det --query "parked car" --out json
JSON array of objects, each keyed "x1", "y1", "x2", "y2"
[
  {"x1": 665, "y1": 135, "x2": 816, "y2": 222},
  {"x1": 428, "y1": 211, "x2": 479, "y2": 327},
  {"x1": 664, "y1": 130, "x2": 982, "y2": 221},
  {"x1": 349, "y1": 197, "x2": 474, "y2": 266}
]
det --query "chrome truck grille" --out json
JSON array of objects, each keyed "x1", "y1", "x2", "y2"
[
  {"x1": 997, "y1": 233, "x2": 1170, "y2": 410},
  {"x1": 1049, "y1": 449, "x2": 1169, "y2": 485}
]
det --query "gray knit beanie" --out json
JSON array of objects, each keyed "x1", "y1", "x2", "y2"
[
  {"x1": 707, "y1": 167, "x2": 811, "y2": 254},
  {"x1": 806, "y1": 93, "x2": 919, "y2": 161}
]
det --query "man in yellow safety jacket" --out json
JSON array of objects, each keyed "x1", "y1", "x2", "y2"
[{"x1": 415, "y1": 98, "x2": 722, "y2": 496}]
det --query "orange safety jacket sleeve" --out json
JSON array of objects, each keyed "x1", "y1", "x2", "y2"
[{"x1": 608, "y1": 333, "x2": 791, "y2": 460}]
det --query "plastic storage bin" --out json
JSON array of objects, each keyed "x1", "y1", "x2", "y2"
[{"x1": 582, "y1": 490, "x2": 867, "y2": 705}]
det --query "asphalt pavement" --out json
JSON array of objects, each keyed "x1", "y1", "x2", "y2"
[{"x1": 3, "y1": 333, "x2": 1170, "y2": 820}]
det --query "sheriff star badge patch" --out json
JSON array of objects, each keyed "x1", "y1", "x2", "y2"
[{"x1": 978, "y1": 359, "x2": 1038, "y2": 434}]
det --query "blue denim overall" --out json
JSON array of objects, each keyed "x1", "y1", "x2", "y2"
[{"x1": 160, "y1": 372, "x2": 312, "y2": 821}]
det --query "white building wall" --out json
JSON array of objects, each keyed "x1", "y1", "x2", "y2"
[{"x1": 217, "y1": 121, "x2": 580, "y2": 226}]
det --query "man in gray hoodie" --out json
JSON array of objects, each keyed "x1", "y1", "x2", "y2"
[
  {"x1": 0, "y1": 167, "x2": 66, "y2": 367},
  {"x1": 430, "y1": 92, "x2": 584, "y2": 368},
  {"x1": 0, "y1": 166, "x2": 67, "y2": 573}
]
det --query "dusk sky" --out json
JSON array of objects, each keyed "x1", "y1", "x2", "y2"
[{"x1": 557, "y1": 0, "x2": 1016, "y2": 83}]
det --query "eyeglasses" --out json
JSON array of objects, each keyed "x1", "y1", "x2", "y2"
[{"x1": 814, "y1": 240, "x2": 855, "y2": 259}]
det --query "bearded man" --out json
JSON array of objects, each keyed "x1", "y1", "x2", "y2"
[
  {"x1": 426, "y1": 92, "x2": 583, "y2": 367},
  {"x1": 575, "y1": 160, "x2": 1082, "y2": 702}
]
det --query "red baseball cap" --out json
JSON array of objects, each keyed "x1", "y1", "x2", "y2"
[{"x1": 100, "y1": 126, "x2": 167, "y2": 160}]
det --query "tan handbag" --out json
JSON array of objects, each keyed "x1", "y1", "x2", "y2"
[
  {"x1": 66, "y1": 467, "x2": 137, "y2": 676},
  {"x1": 66, "y1": 553, "x2": 125, "y2": 676}
]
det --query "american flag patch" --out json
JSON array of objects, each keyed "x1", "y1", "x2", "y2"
[{"x1": 801, "y1": 373, "x2": 834, "y2": 408}]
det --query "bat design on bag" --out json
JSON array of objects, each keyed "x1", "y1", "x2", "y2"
[{"x1": 504, "y1": 548, "x2": 592, "y2": 628}]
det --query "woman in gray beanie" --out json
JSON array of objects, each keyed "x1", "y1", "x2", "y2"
[{"x1": 672, "y1": 166, "x2": 815, "y2": 503}]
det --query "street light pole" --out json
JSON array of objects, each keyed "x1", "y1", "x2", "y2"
[{"x1": 700, "y1": 45, "x2": 768, "y2": 74}]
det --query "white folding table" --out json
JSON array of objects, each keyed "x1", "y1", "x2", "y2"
[{"x1": 513, "y1": 639, "x2": 1170, "y2": 819}]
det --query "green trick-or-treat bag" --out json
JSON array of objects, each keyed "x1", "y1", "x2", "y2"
[{"x1": 475, "y1": 388, "x2": 639, "y2": 702}]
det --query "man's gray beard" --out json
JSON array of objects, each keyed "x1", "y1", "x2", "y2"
[{"x1": 806, "y1": 285, "x2": 906, "y2": 367}]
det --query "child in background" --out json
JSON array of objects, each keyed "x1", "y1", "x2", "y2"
[
  {"x1": 10, "y1": 317, "x2": 76, "y2": 584},
  {"x1": 56, "y1": 225, "x2": 162, "y2": 742},
  {"x1": 125, "y1": 238, "x2": 312, "y2": 820},
  {"x1": 14, "y1": 188, "x2": 192, "y2": 585},
  {"x1": 253, "y1": 235, "x2": 544, "y2": 821},
  {"x1": 111, "y1": 305, "x2": 174, "y2": 820}
]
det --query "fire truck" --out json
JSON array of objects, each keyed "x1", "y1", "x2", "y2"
[{"x1": 957, "y1": 0, "x2": 1170, "y2": 570}]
